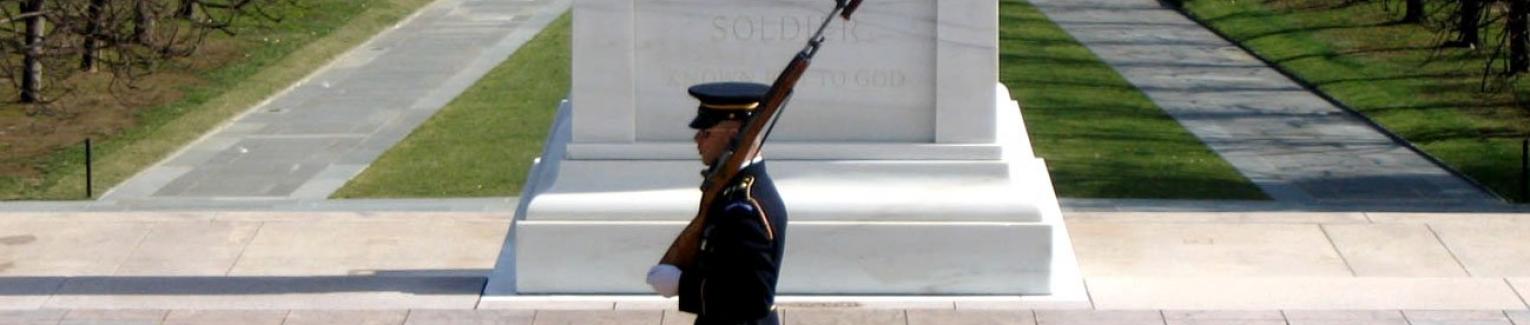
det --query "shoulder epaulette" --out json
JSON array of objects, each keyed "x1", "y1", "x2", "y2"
[
  {"x1": 738, "y1": 176, "x2": 775, "y2": 241},
  {"x1": 723, "y1": 175, "x2": 755, "y2": 197}
]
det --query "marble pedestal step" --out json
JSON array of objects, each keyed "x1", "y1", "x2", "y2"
[
  {"x1": 505, "y1": 219, "x2": 1068, "y2": 295},
  {"x1": 498, "y1": 157, "x2": 1079, "y2": 295},
  {"x1": 477, "y1": 294, "x2": 1093, "y2": 310},
  {"x1": 489, "y1": 90, "x2": 1077, "y2": 296}
]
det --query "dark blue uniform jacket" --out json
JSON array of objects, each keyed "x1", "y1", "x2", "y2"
[{"x1": 678, "y1": 162, "x2": 788, "y2": 323}]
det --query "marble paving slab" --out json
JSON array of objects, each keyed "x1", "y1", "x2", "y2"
[
  {"x1": 0, "y1": 221, "x2": 154, "y2": 276},
  {"x1": 1322, "y1": 224, "x2": 1467, "y2": 277},
  {"x1": 1087, "y1": 277, "x2": 1526, "y2": 310},
  {"x1": 227, "y1": 221, "x2": 506, "y2": 276},
  {"x1": 1069, "y1": 223, "x2": 1350, "y2": 277},
  {"x1": 1428, "y1": 224, "x2": 1530, "y2": 277},
  {"x1": 43, "y1": 277, "x2": 485, "y2": 309}
]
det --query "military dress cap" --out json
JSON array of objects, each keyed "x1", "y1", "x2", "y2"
[{"x1": 687, "y1": 82, "x2": 772, "y2": 129}]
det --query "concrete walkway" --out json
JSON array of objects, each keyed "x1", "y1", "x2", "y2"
[
  {"x1": 4, "y1": 211, "x2": 1530, "y2": 319},
  {"x1": 101, "y1": 0, "x2": 570, "y2": 202},
  {"x1": 1028, "y1": 0, "x2": 1504, "y2": 207},
  {"x1": 3, "y1": 309, "x2": 1529, "y2": 325}
]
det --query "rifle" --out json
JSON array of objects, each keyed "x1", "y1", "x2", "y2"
[{"x1": 659, "y1": 0, "x2": 865, "y2": 269}]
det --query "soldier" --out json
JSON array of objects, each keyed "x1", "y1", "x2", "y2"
[{"x1": 647, "y1": 82, "x2": 789, "y2": 325}]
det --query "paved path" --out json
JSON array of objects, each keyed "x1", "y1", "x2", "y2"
[
  {"x1": 101, "y1": 0, "x2": 570, "y2": 202},
  {"x1": 2, "y1": 309, "x2": 1528, "y2": 325},
  {"x1": 1028, "y1": 0, "x2": 1504, "y2": 206},
  {"x1": 5, "y1": 211, "x2": 1530, "y2": 313}
]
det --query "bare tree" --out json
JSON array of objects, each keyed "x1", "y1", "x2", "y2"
[
  {"x1": 1510, "y1": 0, "x2": 1529, "y2": 73},
  {"x1": 177, "y1": 0, "x2": 196, "y2": 18},
  {"x1": 1402, "y1": 0, "x2": 1427, "y2": 23},
  {"x1": 20, "y1": 0, "x2": 46, "y2": 103},
  {"x1": 82, "y1": 0, "x2": 107, "y2": 72},
  {"x1": 0, "y1": 0, "x2": 295, "y2": 105},
  {"x1": 132, "y1": 0, "x2": 156, "y2": 44},
  {"x1": 1445, "y1": 0, "x2": 1485, "y2": 48}
]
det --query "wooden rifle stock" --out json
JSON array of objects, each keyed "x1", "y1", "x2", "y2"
[{"x1": 658, "y1": 0, "x2": 858, "y2": 270}]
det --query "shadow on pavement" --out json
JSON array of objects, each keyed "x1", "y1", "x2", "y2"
[{"x1": 0, "y1": 270, "x2": 489, "y2": 296}]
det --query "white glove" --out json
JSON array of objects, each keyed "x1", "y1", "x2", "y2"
[{"x1": 646, "y1": 264, "x2": 682, "y2": 298}]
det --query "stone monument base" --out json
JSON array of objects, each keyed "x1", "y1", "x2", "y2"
[{"x1": 483, "y1": 85, "x2": 1081, "y2": 298}]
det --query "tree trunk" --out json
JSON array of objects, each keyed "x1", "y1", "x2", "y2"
[
  {"x1": 178, "y1": 0, "x2": 196, "y2": 19},
  {"x1": 134, "y1": 0, "x2": 155, "y2": 44},
  {"x1": 1403, "y1": 0, "x2": 1425, "y2": 23},
  {"x1": 1513, "y1": 0, "x2": 1530, "y2": 73},
  {"x1": 82, "y1": 0, "x2": 106, "y2": 72},
  {"x1": 21, "y1": 0, "x2": 45, "y2": 103},
  {"x1": 1458, "y1": 0, "x2": 1484, "y2": 48}
]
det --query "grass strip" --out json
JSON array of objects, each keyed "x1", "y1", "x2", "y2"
[
  {"x1": 1178, "y1": 0, "x2": 1530, "y2": 202},
  {"x1": 338, "y1": 3, "x2": 1265, "y2": 200},
  {"x1": 1002, "y1": 0, "x2": 1268, "y2": 199},
  {"x1": 331, "y1": 13, "x2": 570, "y2": 198}
]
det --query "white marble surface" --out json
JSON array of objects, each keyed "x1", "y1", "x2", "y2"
[
  {"x1": 488, "y1": 95, "x2": 1074, "y2": 295},
  {"x1": 510, "y1": 218, "x2": 1054, "y2": 294},
  {"x1": 631, "y1": 0, "x2": 936, "y2": 142},
  {"x1": 524, "y1": 160, "x2": 1047, "y2": 222},
  {"x1": 522, "y1": 91, "x2": 1045, "y2": 224},
  {"x1": 493, "y1": 0, "x2": 1060, "y2": 296},
  {"x1": 1069, "y1": 223, "x2": 1351, "y2": 277},
  {"x1": 564, "y1": 142, "x2": 1005, "y2": 160},
  {"x1": 1087, "y1": 277, "x2": 1526, "y2": 310},
  {"x1": 570, "y1": 0, "x2": 998, "y2": 149}
]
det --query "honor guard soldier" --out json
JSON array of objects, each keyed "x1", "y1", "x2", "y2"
[{"x1": 647, "y1": 82, "x2": 789, "y2": 325}]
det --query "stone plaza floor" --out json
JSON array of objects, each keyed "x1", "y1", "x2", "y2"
[
  {"x1": 4, "y1": 309, "x2": 1530, "y2": 325},
  {"x1": 4, "y1": 210, "x2": 1530, "y2": 324}
]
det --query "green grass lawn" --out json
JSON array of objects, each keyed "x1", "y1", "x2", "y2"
[
  {"x1": 1001, "y1": 0, "x2": 1268, "y2": 199},
  {"x1": 1178, "y1": 0, "x2": 1530, "y2": 202},
  {"x1": 331, "y1": 13, "x2": 571, "y2": 198},
  {"x1": 0, "y1": 0, "x2": 436, "y2": 200},
  {"x1": 336, "y1": 2, "x2": 1266, "y2": 200}
]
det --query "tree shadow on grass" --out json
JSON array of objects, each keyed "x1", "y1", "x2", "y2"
[
  {"x1": 1308, "y1": 72, "x2": 1476, "y2": 87},
  {"x1": 1258, "y1": 0, "x2": 1377, "y2": 12},
  {"x1": 0, "y1": 270, "x2": 490, "y2": 296},
  {"x1": 1031, "y1": 128, "x2": 1222, "y2": 144},
  {"x1": 1010, "y1": 36, "x2": 1229, "y2": 48},
  {"x1": 1006, "y1": 79, "x2": 1147, "y2": 92},
  {"x1": 1046, "y1": 159, "x2": 1270, "y2": 199},
  {"x1": 1000, "y1": 52, "x2": 1109, "y2": 67},
  {"x1": 1344, "y1": 100, "x2": 1522, "y2": 114},
  {"x1": 1043, "y1": 19, "x2": 1203, "y2": 28},
  {"x1": 1405, "y1": 126, "x2": 1527, "y2": 143},
  {"x1": 1272, "y1": 45, "x2": 1441, "y2": 64},
  {"x1": 1234, "y1": 22, "x2": 1399, "y2": 43}
]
